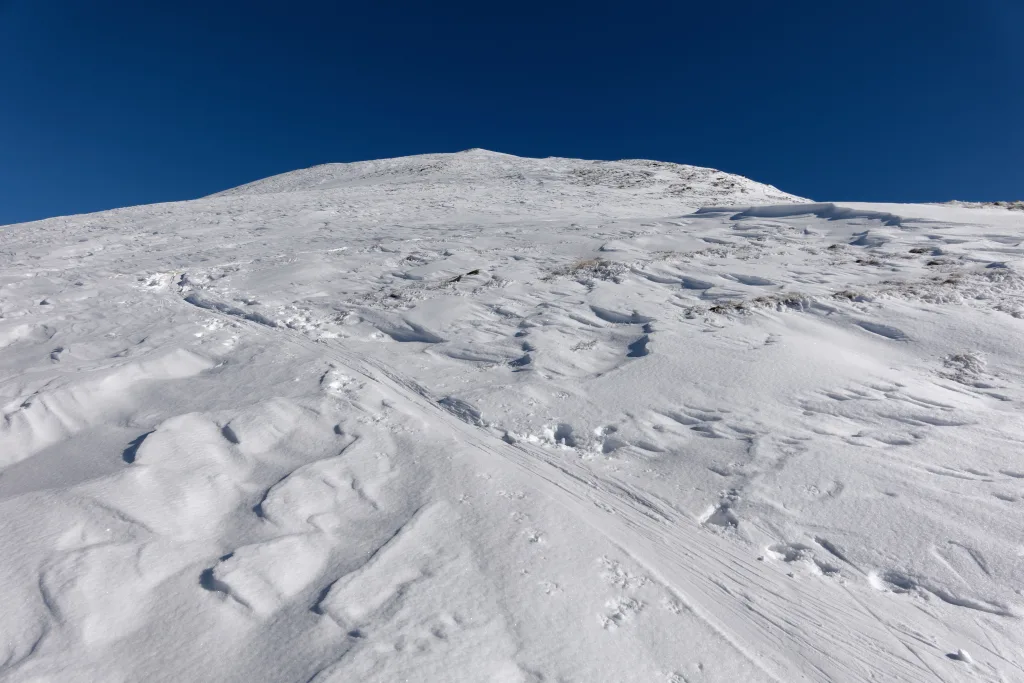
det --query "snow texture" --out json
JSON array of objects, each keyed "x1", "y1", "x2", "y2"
[{"x1": 1, "y1": 149, "x2": 1022, "y2": 682}]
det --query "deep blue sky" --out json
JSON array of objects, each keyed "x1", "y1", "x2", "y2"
[{"x1": 2, "y1": 0, "x2": 1022, "y2": 224}]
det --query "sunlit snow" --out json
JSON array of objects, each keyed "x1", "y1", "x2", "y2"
[{"x1": 1, "y1": 149, "x2": 1022, "y2": 682}]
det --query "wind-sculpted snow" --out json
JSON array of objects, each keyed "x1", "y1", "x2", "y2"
[
  {"x1": 697, "y1": 201, "x2": 904, "y2": 226},
  {"x1": 1, "y1": 153, "x2": 1023, "y2": 682}
]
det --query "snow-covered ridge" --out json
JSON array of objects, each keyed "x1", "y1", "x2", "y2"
[
  {"x1": 210, "y1": 148, "x2": 808, "y2": 207},
  {"x1": 941, "y1": 200, "x2": 1024, "y2": 211}
]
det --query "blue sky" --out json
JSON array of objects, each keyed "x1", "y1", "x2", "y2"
[{"x1": 1, "y1": 0, "x2": 1022, "y2": 224}]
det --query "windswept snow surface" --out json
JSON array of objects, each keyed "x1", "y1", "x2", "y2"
[{"x1": 1, "y1": 150, "x2": 1023, "y2": 682}]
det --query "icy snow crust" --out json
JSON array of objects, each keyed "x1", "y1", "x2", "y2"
[{"x1": 1, "y1": 150, "x2": 1022, "y2": 682}]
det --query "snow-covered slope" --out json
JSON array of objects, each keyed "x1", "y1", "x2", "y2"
[
  {"x1": 1, "y1": 152, "x2": 1023, "y2": 682},
  {"x1": 212, "y1": 148, "x2": 807, "y2": 208}
]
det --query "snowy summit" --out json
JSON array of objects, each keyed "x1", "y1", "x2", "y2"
[{"x1": 1, "y1": 150, "x2": 1022, "y2": 682}]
